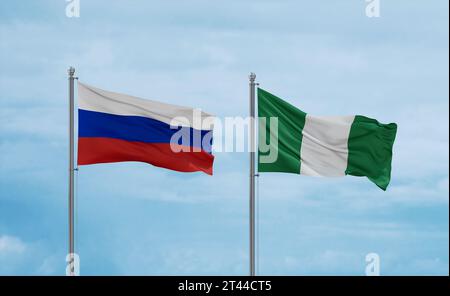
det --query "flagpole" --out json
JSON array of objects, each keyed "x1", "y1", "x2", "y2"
[
  {"x1": 249, "y1": 72, "x2": 256, "y2": 276},
  {"x1": 68, "y1": 66, "x2": 75, "y2": 276}
]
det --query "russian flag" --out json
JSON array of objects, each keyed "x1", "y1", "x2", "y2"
[{"x1": 77, "y1": 82, "x2": 214, "y2": 175}]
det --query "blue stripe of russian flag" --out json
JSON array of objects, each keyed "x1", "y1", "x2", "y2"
[{"x1": 78, "y1": 109, "x2": 213, "y2": 153}]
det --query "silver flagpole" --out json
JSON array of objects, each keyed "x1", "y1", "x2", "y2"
[
  {"x1": 249, "y1": 72, "x2": 256, "y2": 276},
  {"x1": 68, "y1": 67, "x2": 75, "y2": 276}
]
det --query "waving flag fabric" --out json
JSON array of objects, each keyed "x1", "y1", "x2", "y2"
[
  {"x1": 77, "y1": 82, "x2": 214, "y2": 175},
  {"x1": 258, "y1": 88, "x2": 397, "y2": 190}
]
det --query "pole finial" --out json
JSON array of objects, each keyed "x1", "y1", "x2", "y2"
[
  {"x1": 68, "y1": 67, "x2": 75, "y2": 77},
  {"x1": 249, "y1": 72, "x2": 256, "y2": 82}
]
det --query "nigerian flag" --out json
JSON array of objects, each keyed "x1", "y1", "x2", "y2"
[{"x1": 258, "y1": 88, "x2": 397, "y2": 190}]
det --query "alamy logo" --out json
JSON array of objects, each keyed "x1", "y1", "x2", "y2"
[
  {"x1": 168, "y1": 112, "x2": 280, "y2": 163},
  {"x1": 365, "y1": 0, "x2": 380, "y2": 18},
  {"x1": 365, "y1": 253, "x2": 380, "y2": 276},
  {"x1": 66, "y1": 253, "x2": 80, "y2": 276},
  {"x1": 66, "y1": 0, "x2": 80, "y2": 18}
]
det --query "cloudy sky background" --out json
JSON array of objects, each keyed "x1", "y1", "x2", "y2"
[{"x1": 0, "y1": 0, "x2": 448, "y2": 275}]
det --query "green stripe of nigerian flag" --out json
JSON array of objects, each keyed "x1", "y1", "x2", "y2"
[{"x1": 258, "y1": 88, "x2": 397, "y2": 190}]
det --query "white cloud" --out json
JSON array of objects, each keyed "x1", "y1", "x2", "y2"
[
  {"x1": 0, "y1": 235, "x2": 26, "y2": 254},
  {"x1": 0, "y1": 234, "x2": 65, "y2": 275}
]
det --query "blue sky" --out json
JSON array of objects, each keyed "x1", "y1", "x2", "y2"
[{"x1": 0, "y1": 0, "x2": 448, "y2": 275}]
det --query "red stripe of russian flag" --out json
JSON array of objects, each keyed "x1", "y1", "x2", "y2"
[{"x1": 78, "y1": 138, "x2": 213, "y2": 175}]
